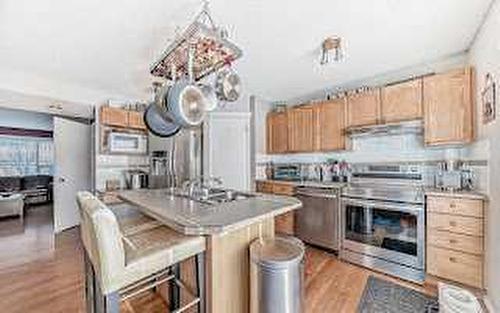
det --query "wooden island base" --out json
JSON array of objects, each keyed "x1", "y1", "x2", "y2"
[{"x1": 207, "y1": 217, "x2": 275, "y2": 313}]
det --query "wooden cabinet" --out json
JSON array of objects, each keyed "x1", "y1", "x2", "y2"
[
  {"x1": 100, "y1": 106, "x2": 129, "y2": 128},
  {"x1": 255, "y1": 180, "x2": 295, "y2": 235},
  {"x1": 315, "y1": 99, "x2": 348, "y2": 151},
  {"x1": 128, "y1": 111, "x2": 147, "y2": 130},
  {"x1": 423, "y1": 68, "x2": 474, "y2": 146},
  {"x1": 346, "y1": 88, "x2": 381, "y2": 127},
  {"x1": 266, "y1": 111, "x2": 288, "y2": 154},
  {"x1": 381, "y1": 78, "x2": 423, "y2": 123},
  {"x1": 287, "y1": 105, "x2": 315, "y2": 152},
  {"x1": 426, "y1": 195, "x2": 484, "y2": 288}
]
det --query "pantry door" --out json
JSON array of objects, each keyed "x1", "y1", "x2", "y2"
[{"x1": 53, "y1": 117, "x2": 91, "y2": 233}]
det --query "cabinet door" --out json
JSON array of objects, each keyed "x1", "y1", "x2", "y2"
[
  {"x1": 100, "y1": 106, "x2": 129, "y2": 128},
  {"x1": 287, "y1": 106, "x2": 315, "y2": 152},
  {"x1": 346, "y1": 89, "x2": 381, "y2": 127},
  {"x1": 381, "y1": 78, "x2": 423, "y2": 123},
  {"x1": 423, "y1": 68, "x2": 474, "y2": 145},
  {"x1": 316, "y1": 99, "x2": 348, "y2": 151},
  {"x1": 128, "y1": 111, "x2": 147, "y2": 130},
  {"x1": 266, "y1": 112, "x2": 288, "y2": 154}
]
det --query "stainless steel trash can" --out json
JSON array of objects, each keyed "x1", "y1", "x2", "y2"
[{"x1": 250, "y1": 236, "x2": 305, "y2": 313}]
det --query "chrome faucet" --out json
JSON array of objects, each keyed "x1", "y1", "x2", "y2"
[{"x1": 182, "y1": 176, "x2": 224, "y2": 199}]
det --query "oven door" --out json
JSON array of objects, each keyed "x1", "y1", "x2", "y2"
[{"x1": 341, "y1": 198, "x2": 424, "y2": 270}]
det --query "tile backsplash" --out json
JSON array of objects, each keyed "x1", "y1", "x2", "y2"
[{"x1": 256, "y1": 133, "x2": 489, "y2": 193}]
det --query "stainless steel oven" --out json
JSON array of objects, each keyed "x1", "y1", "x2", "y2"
[{"x1": 340, "y1": 163, "x2": 425, "y2": 283}]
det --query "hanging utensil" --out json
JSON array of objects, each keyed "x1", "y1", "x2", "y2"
[
  {"x1": 144, "y1": 82, "x2": 181, "y2": 138},
  {"x1": 198, "y1": 83, "x2": 218, "y2": 111},
  {"x1": 215, "y1": 63, "x2": 241, "y2": 102},
  {"x1": 167, "y1": 44, "x2": 208, "y2": 126},
  {"x1": 144, "y1": 103, "x2": 181, "y2": 138}
]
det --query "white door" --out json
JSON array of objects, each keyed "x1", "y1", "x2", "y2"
[
  {"x1": 53, "y1": 117, "x2": 91, "y2": 233},
  {"x1": 204, "y1": 112, "x2": 251, "y2": 191}
]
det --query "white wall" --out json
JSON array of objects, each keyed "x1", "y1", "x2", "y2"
[
  {"x1": 0, "y1": 108, "x2": 53, "y2": 130},
  {"x1": 468, "y1": 0, "x2": 500, "y2": 310}
]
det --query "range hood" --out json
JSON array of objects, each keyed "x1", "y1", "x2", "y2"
[{"x1": 344, "y1": 120, "x2": 423, "y2": 137}]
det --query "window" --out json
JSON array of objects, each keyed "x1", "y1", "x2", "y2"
[{"x1": 0, "y1": 136, "x2": 54, "y2": 176}]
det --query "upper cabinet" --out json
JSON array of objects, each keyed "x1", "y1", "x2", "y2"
[
  {"x1": 315, "y1": 99, "x2": 348, "y2": 151},
  {"x1": 266, "y1": 111, "x2": 288, "y2": 154},
  {"x1": 100, "y1": 106, "x2": 129, "y2": 128},
  {"x1": 423, "y1": 68, "x2": 474, "y2": 146},
  {"x1": 128, "y1": 111, "x2": 147, "y2": 131},
  {"x1": 346, "y1": 88, "x2": 381, "y2": 127},
  {"x1": 287, "y1": 105, "x2": 315, "y2": 152},
  {"x1": 381, "y1": 78, "x2": 423, "y2": 123},
  {"x1": 100, "y1": 106, "x2": 147, "y2": 131}
]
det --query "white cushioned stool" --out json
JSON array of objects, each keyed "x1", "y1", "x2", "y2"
[{"x1": 76, "y1": 191, "x2": 206, "y2": 313}]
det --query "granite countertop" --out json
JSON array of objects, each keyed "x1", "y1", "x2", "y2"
[
  {"x1": 117, "y1": 189, "x2": 302, "y2": 235},
  {"x1": 256, "y1": 179, "x2": 346, "y2": 189},
  {"x1": 424, "y1": 188, "x2": 488, "y2": 200}
]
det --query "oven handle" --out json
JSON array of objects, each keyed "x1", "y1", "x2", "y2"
[
  {"x1": 296, "y1": 190, "x2": 337, "y2": 199},
  {"x1": 341, "y1": 198, "x2": 423, "y2": 214}
]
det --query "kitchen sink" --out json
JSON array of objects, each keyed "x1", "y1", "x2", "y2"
[{"x1": 204, "y1": 189, "x2": 255, "y2": 204}]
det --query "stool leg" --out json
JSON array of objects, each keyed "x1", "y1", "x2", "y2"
[
  {"x1": 95, "y1": 279, "x2": 120, "y2": 313},
  {"x1": 84, "y1": 252, "x2": 95, "y2": 313},
  {"x1": 195, "y1": 253, "x2": 205, "y2": 313},
  {"x1": 169, "y1": 264, "x2": 181, "y2": 311}
]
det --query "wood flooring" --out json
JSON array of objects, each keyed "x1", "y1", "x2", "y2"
[{"x1": 0, "y1": 205, "x2": 438, "y2": 313}]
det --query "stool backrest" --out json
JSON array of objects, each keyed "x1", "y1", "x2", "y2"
[{"x1": 76, "y1": 191, "x2": 125, "y2": 294}]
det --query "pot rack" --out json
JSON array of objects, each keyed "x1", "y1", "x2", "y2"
[{"x1": 150, "y1": 1, "x2": 243, "y2": 81}]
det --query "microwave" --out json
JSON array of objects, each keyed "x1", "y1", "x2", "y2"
[{"x1": 107, "y1": 131, "x2": 148, "y2": 155}]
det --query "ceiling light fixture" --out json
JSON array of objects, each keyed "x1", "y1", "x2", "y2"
[{"x1": 320, "y1": 36, "x2": 344, "y2": 65}]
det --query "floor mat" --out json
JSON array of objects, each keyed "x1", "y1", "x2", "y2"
[{"x1": 358, "y1": 276, "x2": 439, "y2": 313}]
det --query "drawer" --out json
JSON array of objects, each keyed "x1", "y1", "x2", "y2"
[
  {"x1": 427, "y1": 213, "x2": 483, "y2": 237},
  {"x1": 427, "y1": 196, "x2": 483, "y2": 218},
  {"x1": 427, "y1": 229, "x2": 483, "y2": 255},
  {"x1": 427, "y1": 246, "x2": 483, "y2": 288},
  {"x1": 272, "y1": 183, "x2": 295, "y2": 196},
  {"x1": 275, "y1": 211, "x2": 294, "y2": 235}
]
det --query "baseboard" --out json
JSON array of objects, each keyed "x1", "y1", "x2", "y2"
[{"x1": 483, "y1": 295, "x2": 496, "y2": 313}]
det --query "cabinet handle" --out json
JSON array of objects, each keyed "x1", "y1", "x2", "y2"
[
  {"x1": 449, "y1": 221, "x2": 457, "y2": 227},
  {"x1": 449, "y1": 239, "x2": 457, "y2": 244},
  {"x1": 449, "y1": 257, "x2": 457, "y2": 263},
  {"x1": 450, "y1": 202, "x2": 457, "y2": 209}
]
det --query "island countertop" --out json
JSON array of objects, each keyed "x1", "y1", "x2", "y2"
[{"x1": 117, "y1": 189, "x2": 302, "y2": 235}]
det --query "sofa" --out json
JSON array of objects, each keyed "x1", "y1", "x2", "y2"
[{"x1": 0, "y1": 193, "x2": 24, "y2": 219}]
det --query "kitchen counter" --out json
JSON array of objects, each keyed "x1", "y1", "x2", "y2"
[
  {"x1": 117, "y1": 188, "x2": 302, "y2": 313},
  {"x1": 256, "y1": 179, "x2": 347, "y2": 189},
  {"x1": 424, "y1": 188, "x2": 488, "y2": 200},
  {"x1": 117, "y1": 188, "x2": 302, "y2": 235}
]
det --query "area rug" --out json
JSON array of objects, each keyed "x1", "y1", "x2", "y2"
[{"x1": 357, "y1": 276, "x2": 439, "y2": 313}]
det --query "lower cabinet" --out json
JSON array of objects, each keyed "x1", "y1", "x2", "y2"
[
  {"x1": 426, "y1": 195, "x2": 484, "y2": 288},
  {"x1": 256, "y1": 181, "x2": 296, "y2": 235}
]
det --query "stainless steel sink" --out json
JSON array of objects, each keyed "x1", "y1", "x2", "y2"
[{"x1": 204, "y1": 189, "x2": 255, "y2": 204}]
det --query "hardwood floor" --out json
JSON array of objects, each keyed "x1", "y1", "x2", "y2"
[{"x1": 0, "y1": 206, "x2": 438, "y2": 313}]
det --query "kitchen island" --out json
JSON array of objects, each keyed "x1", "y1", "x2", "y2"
[{"x1": 118, "y1": 189, "x2": 302, "y2": 313}]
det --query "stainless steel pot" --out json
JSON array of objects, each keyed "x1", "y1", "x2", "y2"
[
  {"x1": 167, "y1": 78, "x2": 207, "y2": 127},
  {"x1": 215, "y1": 66, "x2": 241, "y2": 102}
]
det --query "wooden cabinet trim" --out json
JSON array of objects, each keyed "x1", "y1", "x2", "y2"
[
  {"x1": 381, "y1": 78, "x2": 423, "y2": 123},
  {"x1": 346, "y1": 88, "x2": 381, "y2": 127},
  {"x1": 427, "y1": 196, "x2": 483, "y2": 218}
]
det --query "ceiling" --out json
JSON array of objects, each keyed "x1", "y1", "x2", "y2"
[{"x1": 0, "y1": 0, "x2": 493, "y2": 103}]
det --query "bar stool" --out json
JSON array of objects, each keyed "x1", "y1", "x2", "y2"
[
  {"x1": 109, "y1": 203, "x2": 162, "y2": 236},
  {"x1": 76, "y1": 191, "x2": 206, "y2": 313}
]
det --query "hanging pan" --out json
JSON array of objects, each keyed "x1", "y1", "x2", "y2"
[{"x1": 144, "y1": 102, "x2": 181, "y2": 138}]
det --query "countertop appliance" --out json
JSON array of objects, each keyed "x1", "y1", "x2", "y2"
[
  {"x1": 340, "y1": 164, "x2": 425, "y2": 283},
  {"x1": 149, "y1": 150, "x2": 171, "y2": 189},
  {"x1": 124, "y1": 170, "x2": 148, "y2": 189},
  {"x1": 106, "y1": 130, "x2": 148, "y2": 155},
  {"x1": 295, "y1": 185, "x2": 341, "y2": 251}
]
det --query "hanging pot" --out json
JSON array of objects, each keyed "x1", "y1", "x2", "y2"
[
  {"x1": 167, "y1": 78, "x2": 207, "y2": 126},
  {"x1": 144, "y1": 102, "x2": 181, "y2": 138},
  {"x1": 198, "y1": 83, "x2": 218, "y2": 111},
  {"x1": 215, "y1": 66, "x2": 241, "y2": 102}
]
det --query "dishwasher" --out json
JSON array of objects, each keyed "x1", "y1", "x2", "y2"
[{"x1": 295, "y1": 186, "x2": 340, "y2": 251}]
